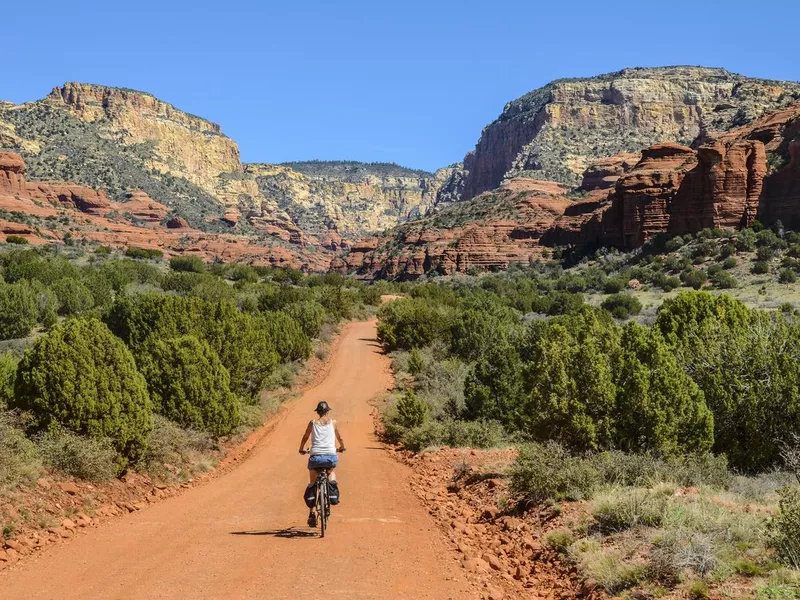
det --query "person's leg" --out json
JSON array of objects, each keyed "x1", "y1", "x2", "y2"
[
  {"x1": 308, "y1": 468, "x2": 317, "y2": 485},
  {"x1": 328, "y1": 467, "x2": 336, "y2": 482}
]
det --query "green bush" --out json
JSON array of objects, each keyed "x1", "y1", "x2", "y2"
[
  {"x1": 260, "y1": 311, "x2": 311, "y2": 362},
  {"x1": 601, "y1": 294, "x2": 642, "y2": 319},
  {"x1": 125, "y1": 246, "x2": 163, "y2": 260},
  {"x1": 36, "y1": 427, "x2": 118, "y2": 481},
  {"x1": 0, "y1": 412, "x2": 41, "y2": 487},
  {"x1": 5, "y1": 235, "x2": 29, "y2": 245},
  {"x1": 615, "y1": 323, "x2": 714, "y2": 454},
  {"x1": 680, "y1": 269, "x2": 707, "y2": 290},
  {"x1": 12, "y1": 318, "x2": 153, "y2": 471},
  {"x1": 0, "y1": 282, "x2": 39, "y2": 340},
  {"x1": 779, "y1": 268, "x2": 798, "y2": 284},
  {"x1": 377, "y1": 298, "x2": 453, "y2": 350},
  {"x1": 509, "y1": 442, "x2": 601, "y2": 503},
  {"x1": 545, "y1": 528, "x2": 574, "y2": 553},
  {"x1": 169, "y1": 255, "x2": 205, "y2": 273},
  {"x1": 142, "y1": 414, "x2": 215, "y2": 481},
  {"x1": 51, "y1": 278, "x2": 95, "y2": 315},
  {"x1": 395, "y1": 390, "x2": 429, "y2": 429},
  {"x1": 0, "y1": 353, "x2": 17, "y2": 408},
  {"x1": 722, "y1": 257, "x2": 738, "y2": 269},
  {"x1": 752, "y1": 261, "x2": 770, "y2": 274},
  {"x1": 137, "y1": 335, "x2": 240, "y2": 437},
  {"x1": 593, "y1": 489, "x2": 668, "y2": 532},
  {"x1": 106, "y1": 294, "x2": 281, "y2": 402},
  {"x1": 710, "y1": 270, "x2": 736, "y2": 289},
  {"x1": 769, "y1": 486, "x2": 800, "y2": 568},
  {"x1": 281, "y1": 300, "x2": 327, "y2": 338}
]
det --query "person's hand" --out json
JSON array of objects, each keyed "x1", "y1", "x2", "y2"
[
  {"x1": 338, "y1": 446, "x2": 346, "y2": 453},
  {"x1": 299, "y1": 449, "x2": 307, "y2": 455}
]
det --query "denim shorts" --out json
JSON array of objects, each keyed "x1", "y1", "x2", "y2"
[{"x1": 308, "y1": 454, "x2": 337, "y2": 470}]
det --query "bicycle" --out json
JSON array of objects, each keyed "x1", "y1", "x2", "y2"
[{"x1": 302, "y1": 447, "x2": 344, "y2": 538}]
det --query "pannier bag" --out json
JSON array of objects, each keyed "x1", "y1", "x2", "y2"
[
  {"x1": 304, "y1": 483, "x2": 316, "y2": 508},
  {"x1": 328, "y1": 480, "x2": 340, "y2": 505}
]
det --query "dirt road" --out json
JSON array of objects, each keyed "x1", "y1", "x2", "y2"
[{"x1": 2, "y1": 320, "x2": 472, "y2": 599}]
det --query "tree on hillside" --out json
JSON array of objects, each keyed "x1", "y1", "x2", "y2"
[
  {"x1": 12, "y1": 318, "x2": 153, "y2": 471},
  {"x1": 0, "y1": 282, "x2": 39, "y2": 340},
  {"x1": 614, "y1": 323, "x2": 714, "y2": 455},
  {"x1": 137, "y1": 335, "x2": 240, "y2": 437}
]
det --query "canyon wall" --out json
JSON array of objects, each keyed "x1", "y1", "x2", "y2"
[{"x1": 438, "y1": 67, "x2": 800, "y2": 205}]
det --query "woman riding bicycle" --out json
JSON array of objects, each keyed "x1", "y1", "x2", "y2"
[{"x1": 298, "y1": 401, "x2": 345, "y2": 527}]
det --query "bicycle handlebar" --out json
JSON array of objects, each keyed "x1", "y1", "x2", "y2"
[{"x1": 300, "y1": 447, "x2": 346, "y2": 455}]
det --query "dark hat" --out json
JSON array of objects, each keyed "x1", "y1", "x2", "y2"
[{"x1": 315, "y1": 401, "x2": 331, "y2": 414}]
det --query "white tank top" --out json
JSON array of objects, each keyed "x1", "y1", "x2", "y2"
[{"x1": 310, "y1": 421, "x2": 336, "y2": 455}]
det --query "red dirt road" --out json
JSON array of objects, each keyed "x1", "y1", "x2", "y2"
[{"x1": 2, "y1": 320, "x2": 472, "y2": 599}]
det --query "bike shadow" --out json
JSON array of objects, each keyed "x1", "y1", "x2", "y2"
[{"x1": 230, "y1": 528, "x2": 316, "y2": 539}]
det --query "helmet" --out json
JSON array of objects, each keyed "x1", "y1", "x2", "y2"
[{"x1": 315, "y1": 401, "x2": 331, "y2": 415}]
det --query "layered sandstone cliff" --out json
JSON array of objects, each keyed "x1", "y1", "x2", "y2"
[
  {"x1": 0, "y1": 151, "x2": 331, "y2": 269},
  {"x1": 348, "y1": 101, "x2": 800, "y2": 279},
  {"x1": 45, "y1": 83, "x2": 260, "y2": 207},
  {"x1": 438, "y1": 67, "x2": 800, "y2": 205},
  {"x1": 246, "y1": 161, "x2": 445, "y2": 238}
]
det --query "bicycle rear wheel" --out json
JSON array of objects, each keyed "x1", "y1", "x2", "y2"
[{"x1": 318, "y1": 479, "x2": 327, "y2": 538}]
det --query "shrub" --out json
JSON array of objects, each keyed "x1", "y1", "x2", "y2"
[
  {"x1": 36, "y1": 427, "x2": 117, "y2": 481},
  {"x1": 756, "y1": 246, "x2": 777, "y2": 262},
  {"x1": 769, "y1": 486, "x2": 800, "y2": 568},
  {"x1": 395, "y1": 390, "x2": 429, "y2": 429},
  {"x1": 603, "y1": 277, "x2": 626, "y2": 294},
  {"x1": 377, "y1": 298, "x2": 453, "y2": 350},
  {"x1": 710, "y1": 270, "x2": 736, "y2": 289},
  {"x1": 12, "y1": 318, "x2": 153, "y2": 471},
  {"x1": 51, "y1": 278, "x2": 95, "y2": 315},
  {"x1": 281, "y1": 300, "x2": 327, "y2": 338},
  {"x1": 688, "y1": 580, "x2": 711, "y2": 600},
  {"x1": 722, "y1": 257, "x2": 738, "y2": 269},
  {"x1": 0, "y1": 412, "x2": 41, "y2": 487},
  {"x1": 94, "y1": 245, "x2": 112, "y2": 255},
  {"x1": 601, "y1": 294, "x2": 642, "y2": 319},
  {"x1": 593, "y1": 488, "x2": 668, "y2": 532},
  {"x1": 736, "y1": 229, "x2": 757, "y2": 252},
  {"x1": 680, "y1": 269, "x2": 707, "y2": 290},
  {"x1": 125, "y1": 246, "x2": 163, "y2": 260},
  {"x1": 665, "y1": 236, "x2": 685, "y2": 252},
  {"x1": 137, "y1": 336, "x2": 241, "y2": 437},
  {"x1": 752, "y1": 261, "x2": 770, "y2": 274},
  {"x1": 545, "y1": 528, "x2": 574, "y2": 553},
  {"x1": 615, "y1": 324, "x2": 714, "y2": 454},
  {"x1": 169, "y1": 255, "x2": 205, "y2": 273},
  {"x1": 509, "y1": 442, "x2": 601, "y2": 503},
  {"x1": 106, "y1": 294, "x2": 281, "y2": 402},
  {"x1": 5, "y1": 235, "x2": 29, "y2": 245},
  {"x1": 0, "y1": 282, "x2": 39, "y2": 340},
  {"x1": 779, "y1": 268, "x2": 798, "y2": 284},
  {"x1": 142, "y1": 414, "x2": 216, "y2": 482}
]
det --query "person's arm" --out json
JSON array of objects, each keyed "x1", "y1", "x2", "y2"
[
  {"x1": 299, "y1": 421, "x2": 312, "y2": 454},
  {"x1": 334, "y1": 421, "x2": 346, "y2": 451}
]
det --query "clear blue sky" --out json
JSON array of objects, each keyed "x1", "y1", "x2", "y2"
[{"x1": 5, "y1": 0, "x2": 800, "y2": 172}]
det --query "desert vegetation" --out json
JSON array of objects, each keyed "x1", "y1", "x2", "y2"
[
  {"x1": 376, "y1": 229, "x2": 800, "y2": 597},
  {"x1": 0, "y1": 246, "x2": 381, "y2": 496}
]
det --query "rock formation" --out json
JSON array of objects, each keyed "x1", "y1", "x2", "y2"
[
  {"x1": 348, "y1": 101, "x2": 800, "y2": 279},
  {"x1": 45, "y1": 83, "x2": 260, "y2": 207},
  {"x1": 0, "y1": 151, "x2": 331, "y2": 269},
  {"x1": 246, "y1": 161, "x2": 445, "y2": 238},
  {"x1": 438, "y1": 67, "x2": 800, "y2": 205}
]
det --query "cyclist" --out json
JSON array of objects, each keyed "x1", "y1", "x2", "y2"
[{"x1": 298, "y1": 401, "x2": 345, "y2": 527}]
